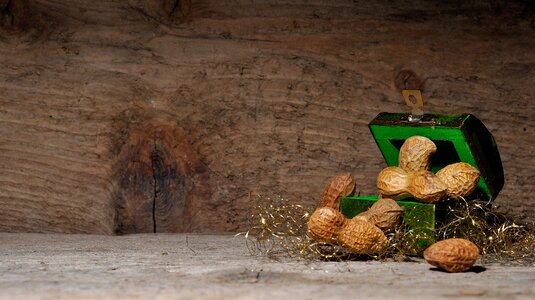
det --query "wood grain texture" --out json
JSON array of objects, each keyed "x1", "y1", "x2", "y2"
[
  {"x1": 2, "y1": 233, "x2": 535, "y2": 299},
  {"x1": 0, "y1": 0, "x2": 534, "y2": 233},
  {"x1": 113, "y1": 121, "x2": 210, "y2": 233}
]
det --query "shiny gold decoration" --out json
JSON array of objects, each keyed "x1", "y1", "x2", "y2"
[
  {"x1": 240, "y1": 195, "x2": 535, "y2": 264},
  {"x1": 437, "y1": 198, "x2": 535, "y2": 265},
  {"x1": 238, "y1": 195, "x2": 313, "y2": 258}
]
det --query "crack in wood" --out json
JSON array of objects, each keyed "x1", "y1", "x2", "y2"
[
  {"x1": 2, "y1": 0, "x2": 14, "y2": 27},
  {"x1": 169, "y1": 0, "x2": 180, "y2": 17},
  {"x1": 150, "y1": 141, "x2": 158, "y2": 233},
  {"x1": 113, "y1": 121, "x2": 210, "y2": 234}
]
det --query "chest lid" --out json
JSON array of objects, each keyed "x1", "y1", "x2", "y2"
[{"x1": 369, "y1": 113, "x2": 504, "y2": 201}]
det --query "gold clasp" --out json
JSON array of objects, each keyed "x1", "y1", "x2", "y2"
[{"x1": 402, "y1": 90, "x2": 424, "y2": 122}]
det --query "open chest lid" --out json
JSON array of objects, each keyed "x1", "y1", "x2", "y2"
[{"x1": 369, "y1": 112, "x2": 504, "y2": 201}]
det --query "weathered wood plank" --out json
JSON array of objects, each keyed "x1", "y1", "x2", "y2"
[
  {"x1": 1, "y1": 233, "x2": 534, "y2": 299},
  {"x1": 0, "y1": 0, "x2": 534, "y2": 233}
]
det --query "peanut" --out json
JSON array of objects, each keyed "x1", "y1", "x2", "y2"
[
  {"x1": 424, "y1": 238, "x2": 479, "y2": 273},
  {"x1": 307, "y1": 207, "x2": 346, "y2": 243},
  {"x1": 399, "y1": 136, "x2": 437, "y2": 172},
  {"x1": 377, "y1": 167, "x2": 447, "y2": 203},
  {"x1": 406, "y1": 170, "x2": 448, "y2": 203},
  {"x1": 356, "y1": 198, "x2": 403, "y2": 233},
  {"x1": 337, "y1": 218, "x2": 389, "y2": 255},
  {"x1": 436, "y1": 162, "x2": 480, "y2": 199},
  {"x1": 307, "y1": 207, "x2": 390, "y2": 255},
  {"x1": 377, "y1": 166, "x2": 411, "y2": 199},
  {"x1": 317, "y1": 172, "x2": 356, "y2": 210}
]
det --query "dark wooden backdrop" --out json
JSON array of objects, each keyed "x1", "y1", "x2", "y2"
[{"x1": 1, "y1": 0, "x2": 534, "y2": 234}]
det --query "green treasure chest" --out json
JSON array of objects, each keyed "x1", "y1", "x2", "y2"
[{"x1": 340, "y1": 95, "x2": 504, "y2": 254}]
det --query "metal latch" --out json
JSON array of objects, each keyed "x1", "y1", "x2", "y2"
[{"x1": 402, "y1": 90, "x2": 424, "y2": 122}]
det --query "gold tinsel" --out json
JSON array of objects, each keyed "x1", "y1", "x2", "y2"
[
  {"x1": 437, "y1": 198, "x2": 535, "y2": 265},
  {"x1": 237, "y1": 195, "x2": 354, "y2": 261},
  {"x1": 239, "y1": 195, "x2": 535, "y2": 264}
]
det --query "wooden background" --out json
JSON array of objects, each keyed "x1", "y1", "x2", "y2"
[{"x1": 1, "y1": 0, "x2": 534, "y2": 234}]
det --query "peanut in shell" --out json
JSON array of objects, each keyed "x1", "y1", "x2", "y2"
[
  {"x1": 337, "y1": 218, "x2": 389, "y2": 255},
  {"x1": 436, "y1": 162, "x2": 480, "y2": 199},
  {"x1": 317, "y1": 172, "x2": 356, "y2": 210},
  {"x1": 377, "y1": 166, "x2": 410, "y2": 199},
  {"x1": 399, "y1": 136, "x2": 437, "y2": 172},
  {"x1": 406, "y1": 170, "x2": 448, "y2": 203},
  {"x1": 307, "y1": 207, "x2": 347, "y2": 243},
  {"x1": 362, "y1": 198, "x2": 403, "y2": 233},
  {"x1": 424, "y1": 238, "x2": 479, "y2": 273}
]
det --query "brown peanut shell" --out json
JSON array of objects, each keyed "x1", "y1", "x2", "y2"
[
  {"x1": 407, "y1": 170, "x2": 448, "y2": 203},
  {"x1": 365, "y1": 198, "x2": 403, "y2": 233},
  {"x1": 376, "y1": 166, "x2": 410, "y2": 199},
  {"x1": 424, "y1": 238, "x2": 479, "y2": 273},
  {"x1": 307, "y1": 207, "x2": 347, "y2": 243},
  {"x1": 436, "y1": 162, "x2": 480, "y2": 199},
  {"x1": 317, "y1": 172, "x2": 356, "y2": 210},
  {"x1": 337, "y1": 218, "x2": 389, "y2": 255},
  {"x1": 398, "y1": 136, "x2": 437, "y2": 173},
  {"x1": 354, "y1": 211, "x2": 370, "y2": 222}
]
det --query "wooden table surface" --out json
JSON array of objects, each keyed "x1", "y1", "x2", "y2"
[{"x1": 1, "y1": 233, "x2": 534, "y2": 299}]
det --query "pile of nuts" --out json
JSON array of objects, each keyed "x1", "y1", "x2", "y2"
[
  {"x1": 378, "y1": 136, "x2": 481, "y2": 203},
  {"x1": 308, "y1": 172, "x2": 402, "y2": 255},
  {"x1": 308, "y1": 200, "x2": 400, "y2": 255},
  {"x1": 307, "y1": 136, "x2": 481, "y2": 272}
]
